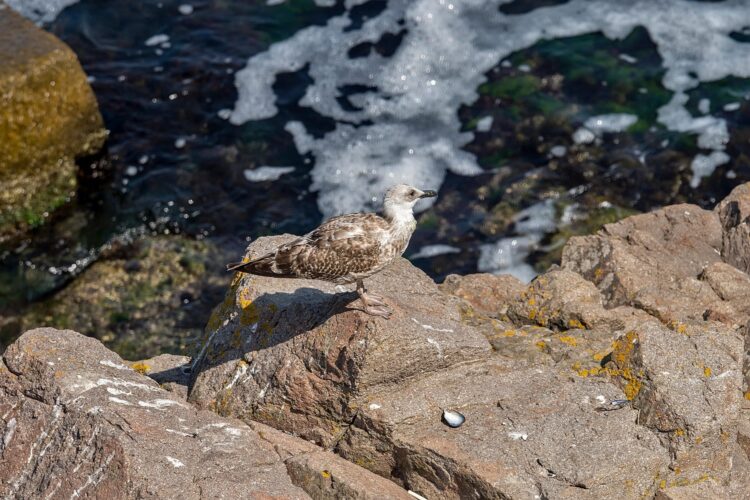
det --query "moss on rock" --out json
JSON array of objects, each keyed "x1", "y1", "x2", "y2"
[
  {"x1": 21, "y1": 236, "x2": 226, "y2": 360},
  {"x1": 0, "y1": 8, "x2": 106, "y2": 242}
]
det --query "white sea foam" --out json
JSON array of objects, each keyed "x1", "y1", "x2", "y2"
[
  {"x1": 690, "y1": 151, "x2": 730, "y2": 188},
  {"x1": 477, "y1": 200, "x2": 557, "y2": 282},
  {"x1": 5, "y1": 0, "x2": 79, "y2": 24},
  {"x1": 144, "y1": 34, "x2": 170, "y2": 47},
  {"x1": 243, "y1": 166, "x2": 295, "y2": 182},
  {"x1": 410, "y1": 244, "x2": 461, "y2": 260},
  {"x1": 475, "y1": 116, "x2": 494, "y2": 132},
  {"x1": 584, "y1": 113, "x2": 638, "y2": 134},
  {"x1": 232, "y1": 0, "x2": 750, "y2": 220}
]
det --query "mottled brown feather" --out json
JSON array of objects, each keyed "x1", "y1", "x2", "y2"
[{"x1": 230, "y1": 212, "x2": 413, "y2": 284}]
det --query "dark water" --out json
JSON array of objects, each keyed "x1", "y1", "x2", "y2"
[{"x1": 2, "y1": 0, "x2": 750, "y2": 336}]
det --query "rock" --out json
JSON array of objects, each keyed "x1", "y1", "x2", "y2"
[
  {"x1": 561, "y1": 203, "x2": 732, "y2": 324},
  {"x1": 438, "y1": 272, "x2": 524, "y2": 318},
  {"x1": 336, "y1": 357, "x2": 669, "y2": 499},
  {"x1": 605, "y1": 320, "x2": 743, "y2": 486},
  {"x1": 131, "y1": 353, "x2": 192, "y2": 401},
  {"x1": 0, "y1": 8, "x2": 106, "y2": 242},
  {"x1": 0, "y1": 328, "x2": 306, "y2": 498},
  {"x1": 0, "y1": 327, "x2": 413, "y2": 499},
  {"x1": 188, "y1": 236, "x2": 676, "y2": 498},
  {"x1": 189, "y1": 235, "x2": 491, "y2": 448},
  {"x1": 716, "y1": 182, "x2": 750, "y2": 274},
  {"x1": 247, "y1": 421, "x2": 412, "y2": 500},
  {"x1": 21, "y1": 236, "x2": 227, "y2": 360}
]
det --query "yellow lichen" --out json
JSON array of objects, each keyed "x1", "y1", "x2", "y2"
[
  {"x1": 703, "y1": 366, "x2": 712, "y2": 377},
  {"x1": 130, "y1": 361, "x2": 151, "y2": 374},
  {"x1": 535, "y1": 340, "x2": 547, "y2": 351},
  {"x1": 321, "y1": 470, "x2": 331, "y2": 479},
  {"x1": 503, "y1": 330, "x2": 516, "y2": 337},
  {"x1": 744, "y1": 392, "x2": 750, "y2": 401},
  {"x1": 567, "y1": 318, "x2": 585, "y2": 330},
  {"x1": 558, "y1": 335, "x2": 578, "y2": 347},
  {"x1": 673, "y1": 429, "x2": 685, "y2": 438}
]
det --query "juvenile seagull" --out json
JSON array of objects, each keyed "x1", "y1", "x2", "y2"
[{"x1": 226, "y1": 184, "x2": 437, "y2": 319}]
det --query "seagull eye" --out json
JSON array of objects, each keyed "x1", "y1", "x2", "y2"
[{"x1": 409, "y1": 190, "x2": 416, "y2": 196}]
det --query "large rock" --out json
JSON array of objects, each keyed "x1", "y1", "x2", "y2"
[
  {"x1": 0, "y1": 328, "x2": 411, "y2": 498},
  {"x1": 189, "y1": 235, "x2": 491, "y2": 447},
  {"x1": 0, "y1": 8, "x2": 106, "y2": 242},
  {"x1": 717, "y1": 182, "x2": 750, "y2": 275},
  {"x1": 561, "y1": 199, "x2": 750, "y2": 327},
  {"x1": 335, "y1": 357, "x2": 670, "y2": 499},
  {"x1": 605, "y1": 321, "x2": 743, "y2": 485},
  {"x1": 188, "y1": 236, "x2": 688, "y2": 499}
]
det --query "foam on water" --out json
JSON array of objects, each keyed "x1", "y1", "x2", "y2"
[
  {"x1": 232, "y1": 0, "x2": 750, "y2": 220},
  {"x1": 409, "y1": 244, "x2": 461, "y2": 260},
  {"x1": 243, "y1": 166, "x2": 296, "y2": 182},
  {"x1": 5, "y1": 0, "x2": 79, "y2": 24}
]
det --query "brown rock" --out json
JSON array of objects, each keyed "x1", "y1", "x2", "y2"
[
  {"x1": 189, "y1": 235, "x2": 491, "y2": 448},
  {"x1": 605, "y1": 320, "x2": 743, "y2": 487},
  {"x1": 0, "y1": 328, "x2": 415, "y2": 499},
  {"x1": 336, "y1": 357, "x2": 669, "y2": 499},
  {"x1": 716, "y1": 182, "x2": 750, "y2": 274},
  {"x1": 438, "y1": 272, "x2": 524, "y2": 318},
  {"x1": 0, "y1": 328, "x2": 308, "y2": 498},
  {"x1": 562, "y1": 204, "x2": 726, "y2": 324},
  {"x1": 248, "y1": 421, "x2": 412, "y2": 500},
  {"x1": 0, "y1": 8, "x2": 106, "y2": 241}
]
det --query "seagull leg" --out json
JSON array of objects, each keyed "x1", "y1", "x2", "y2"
[{"x1": 356, "y1": 279, "x2": 392, "y2": 319}]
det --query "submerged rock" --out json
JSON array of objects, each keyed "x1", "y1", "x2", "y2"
[
  {"x1": 21, "y1": 236, "x2": 227, "y2": 360},
  {"x1": 0, "y1": 328, "x2": 411, "y2": 499},
  {"x1": 0, "y1": 9, "x2": 106, "y2": 242}
]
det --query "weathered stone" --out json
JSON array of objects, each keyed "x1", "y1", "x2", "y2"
[
  {"x1": 0, "y1": 8, "x2": 106, "y2": 242},
  {"x1": 562, "y1": 204, "x2": 726, "y2": 324},
  {"x1": 716, "y1": 182, "x2": 750, "y2": 275},
  {"x1": 21, "y1": 236, "x2": 227, "y2": 360},
  {"x1": 605, "y1": 320, "x2": 744, "y2": 486},
  {"x1": 0, "y1": 328, "x2": 308, "y2": 499},
  {"x1": 336, "y1": 357, "x2": 669, "y2": 499},
  {"x1": 248, "y1": 421, "x2": 412, "y2": 500},
  {"x1": 132, "y1": 353, "x2": 192, "y2": 401},
  {"x1": 438, "y1": 272, "x2": 524, "y2": 318},
  {"x1": 0, "y1": 328, "x2": 415, "y2": 499},
  {"x1": 189, "y1": 235, "x2": 491, "y2": 448}
]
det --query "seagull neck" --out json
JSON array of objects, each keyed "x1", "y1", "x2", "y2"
[{"x1": 383, "y1": 203, "x2": 416, "y2": 228}]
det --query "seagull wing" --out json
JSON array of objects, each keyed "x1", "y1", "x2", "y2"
[{"x1": 229, "y1": 214, "x2": 389, "y2": 280}]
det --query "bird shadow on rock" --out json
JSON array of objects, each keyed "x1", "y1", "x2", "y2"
[{"x1": 188, "y1": 286, "x2": 364, "y2": 381}]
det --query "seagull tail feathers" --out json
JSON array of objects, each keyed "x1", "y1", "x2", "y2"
[{"x1": 226, "y1": 254, "x2": 282, "y2": 276}]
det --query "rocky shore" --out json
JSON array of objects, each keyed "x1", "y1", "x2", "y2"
[{"x1": 2, "y1": 183, "x2": 750, "y2": 498}]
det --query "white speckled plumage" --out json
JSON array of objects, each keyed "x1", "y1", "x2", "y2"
[{"x1": 227, "y1": 184, "x2": 437, "y2": 318}]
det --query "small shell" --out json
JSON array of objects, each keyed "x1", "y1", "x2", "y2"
[{"x1": 442, "y1": 409, "x2": 465, "y2": 428}]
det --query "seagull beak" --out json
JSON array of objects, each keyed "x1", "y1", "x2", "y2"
[{"x1": 419, "y1": 190, "x2": 438, "y2": 198}]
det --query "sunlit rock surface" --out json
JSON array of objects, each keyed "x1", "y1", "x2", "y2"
[
  {"x1": 0, "y1": 328, "x2": 411, "y2": 499},
  {"x1": 0, "y1": 8, "x2": 106, "y2": 243},
  {"x1": 187, "y1": 183, "x2": 750, "y2": 498}
]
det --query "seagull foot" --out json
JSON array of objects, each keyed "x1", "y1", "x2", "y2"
[
  {"x1": 362, "y1": 303, "x2": 392, "y2": 319},
  {"x1": 356, "y1": 292, "x2": 392, "y2": 319}
]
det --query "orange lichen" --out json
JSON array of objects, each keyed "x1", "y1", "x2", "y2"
[
  {"x1": 567, "y1": 318, "x2": 585, "y2": 329},
  {"x1": 608, "y1": 331, "x2": 643, "y2": 400},
  {"x1": 744, "y1": 391, "x2": 750, "y2": 401},
  {"x1": 558, "y1": 335, "x2": 578, "y2": 347},
  {"x1": 130, "y1": 361, "x2": 151, "y2": 374}
]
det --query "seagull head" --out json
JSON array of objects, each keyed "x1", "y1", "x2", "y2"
[{"x1": 384, "y1": 184, "x2": 438, "y2": 209}]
